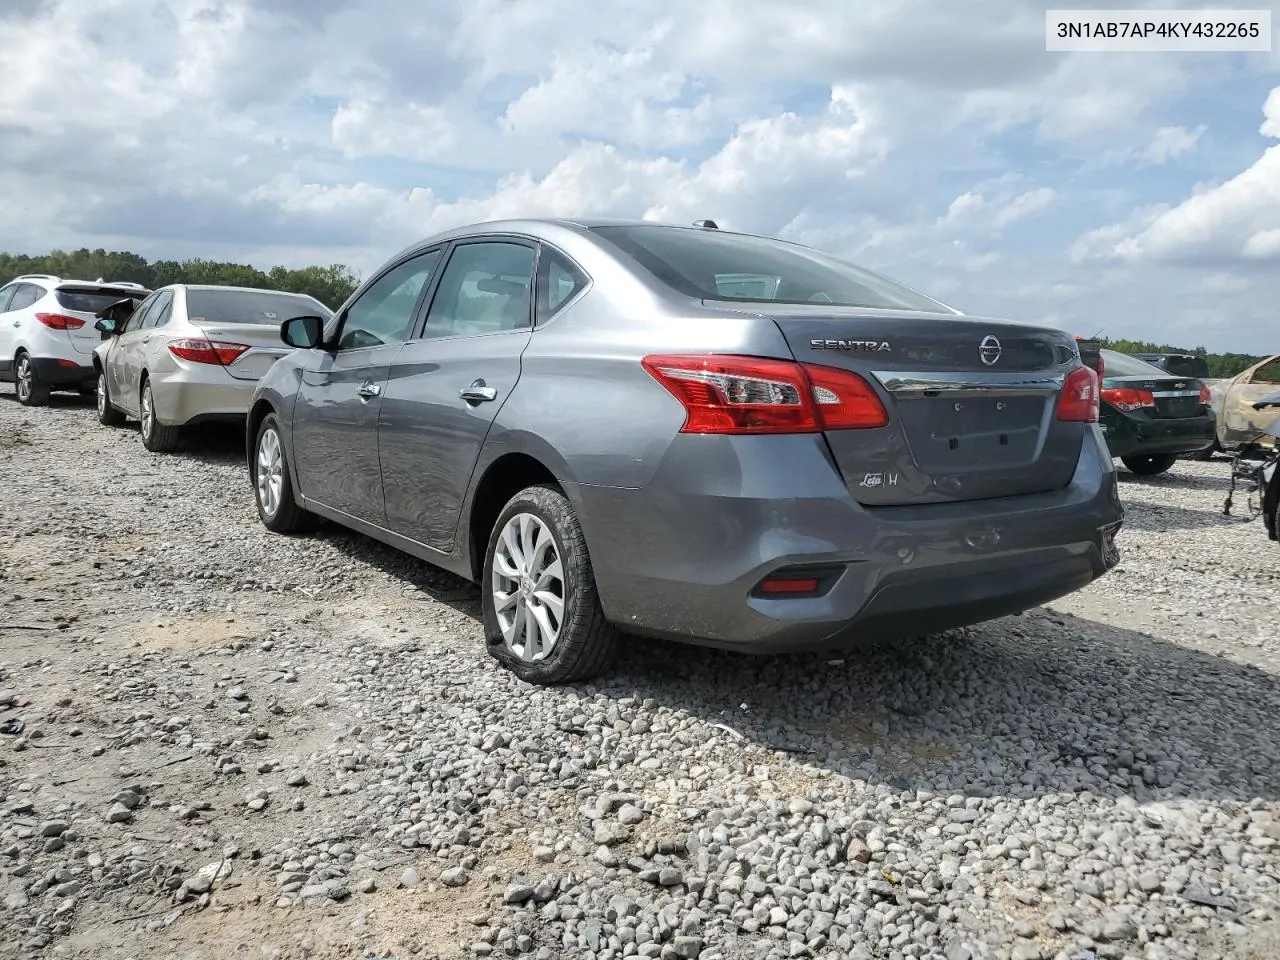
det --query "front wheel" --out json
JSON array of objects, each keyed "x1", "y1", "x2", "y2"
[
  {"x1": 96, "y1": 371, "x2": 126, "y2": 427},
  {"x1": 13, "y1": 352, "x2": 49, "y2": 406},
  {"x1": 482, "y1": 484, "x2": 619, "y2": 684},
  {"x1": 1122, "y1": 453, "x2": 1178, "y2": 476},
  {"x1": 139, "y1": 379, "x2": 181, "y2": 452},
  {"x1": 253, "y1": 413, "x2": 316, "y2": 533}
]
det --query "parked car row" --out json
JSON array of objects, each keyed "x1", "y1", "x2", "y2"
[{"x1": 6, "y1": 219, "x2": 1133, "y2": 685}]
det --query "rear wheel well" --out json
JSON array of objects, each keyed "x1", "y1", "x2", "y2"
[{"x1": 468, "y1": 453, "x2": 559, "y2": 580}]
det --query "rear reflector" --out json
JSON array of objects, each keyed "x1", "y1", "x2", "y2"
[
  {"x1": 167, "y1": 338, "x2": 250, "y2": 366},
  {"x1": 1101, "y1": 386, "x2": 1155, "y2": 413},
  {"x1": 641, "y1": 354, "x2": 888, "y2": 434},
  {"x1": 757, "y1": 576, "x2": 821, "y2": 594},
  {"x1": 56, "y1": 358, "x2": 78, "y2": 367},
  {"x1": 1056, "y1": 365, "x2": 1099, "y2": 423},
  {"x1": 35, "y1": 312, "x2": 85, "y2": 330}
]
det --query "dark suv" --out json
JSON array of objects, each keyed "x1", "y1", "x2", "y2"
[{"x1": 1131, "y1": 352, "x2": 1211, "y2": 380}]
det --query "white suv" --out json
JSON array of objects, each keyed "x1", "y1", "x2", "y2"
[{"x1": 0, "y1": 275, "x2": 151, "y2": 405}]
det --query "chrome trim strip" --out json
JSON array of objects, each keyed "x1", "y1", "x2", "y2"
[{"x1": 872, "y1": 370, "x2": 1066, "y2": 395}]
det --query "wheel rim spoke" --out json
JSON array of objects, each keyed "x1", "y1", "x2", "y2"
[{"x1": 491, "y1": 511, "x2": 566, "y2": 663}]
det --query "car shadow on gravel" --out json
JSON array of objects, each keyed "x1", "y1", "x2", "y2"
[
  {"x1": 324, "y1": 530, "x2": 1280, "y2": 804},
  {"x1": 1118, "y1": 502, "x2": 1237, "y2": 532},
  {"x1": 1118, "y1": 470, "x2": 1233, "y2": 493},
  {"x1": 598, "y1": 612, "x2": 1280, "y2": 804}
]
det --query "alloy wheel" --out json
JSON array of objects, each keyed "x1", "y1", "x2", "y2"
[
  {"x1": 96, "y1": 374, "x2": 107, "y2": 417},
  {"x1": 256, "y1": 427, "x2": 283, "y2": 518},
  {"x1": 15, "y1": 356, "x2": 31, "y2": 403},
  {"x1": 490, "y1": 512, "x2": 566, "y2": 662},
  {"x1": 140, "y1": 385, "x2": 154, "y2": 439}
]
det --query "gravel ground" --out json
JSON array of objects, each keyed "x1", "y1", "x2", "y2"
[{"x1": 1, "y1": 385, "x2": 1278, "y2": 960}]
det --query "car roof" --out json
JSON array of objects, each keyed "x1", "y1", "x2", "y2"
[{"x1": 168, "y1": 284, "x2": 320, "y2": 296}]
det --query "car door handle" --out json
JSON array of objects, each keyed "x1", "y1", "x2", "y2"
[
  {"x1": 357, "y1": 381, "x2": 382, "y2": 399},
  {"x1": 459, "y1": 381, "x2": 497, "y2": 403},
  {"x1": 142, "y1": 337, "x2": 151, "y2": 344}
]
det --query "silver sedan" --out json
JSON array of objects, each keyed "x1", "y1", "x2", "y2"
[{"x1": 93, "y1": 284, "x2": 332, "y2": 451}]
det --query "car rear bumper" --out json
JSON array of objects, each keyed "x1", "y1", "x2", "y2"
[
  {"x1": 31, "y1": 357, "x2": 94, "y2": 389},
  {"x1": 151, "y1": 368, "x2": 256, "y2": 425},
  {"x1": 1102, "y1": 410, "x2": 1216, "y2": 459},
  {"x1": 570, "y1": 425, "x2": 1124, "y2": 652}
]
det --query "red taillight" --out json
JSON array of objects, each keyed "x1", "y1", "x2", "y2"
[
  {"x1": 1198, "y1": 383, "x2": 1211, "y2": 405},
  {"x1": 1057, "y1": 366, "x2": 1099, "y2": 422},
  {"x1": 1096, "y1": 355, "x2": 1105, "y2": 381},
  {"x1": 758, "y1": 576, "x2": 821, "y2": 594},
  {"x1": 1100, "y1": 386, "x2": 1155, "y2": 413},
  {"x1": 35, "y1": 312, "x2": 85, "y2": 330},
  {"x1": 640, "y1": 354, "x2": 888, "y2": 435},
  {"x1": 167, "y1": 338, "x2": 249, "y2": 366}
]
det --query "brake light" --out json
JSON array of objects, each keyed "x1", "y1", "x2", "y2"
[
  {"x1": 1096, "y1": 354, "x2": 1105, "y2": 381},
  {"x1": 1198, "y1": 382, "x2": 1211, "y2": 405},
  {"x1": 641, "y1": 354, "x2": 888, "y2": 434},
  {"x1": 1101, "y1": 386, "x2": 1155, "y2": 413},
  {"x1": 167, "y1": 338, "x2": 250, "y2": 365},
  {"x1": 1056, "y1": 366, "x2": 1099, "y2": 422},
  {"x1": 35, "y1": 312, "x2": 85, "y2": 330}
]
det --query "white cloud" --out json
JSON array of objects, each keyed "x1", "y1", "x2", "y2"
[
  {"x1": 331, "y1": 99, "x2": 456, "y2": 161},
  {"x1": 1074, "y1": 86, "x2": 1280, "y2": 267},
  {"x1": 1140, "y1": 125, "x2": 1206, "y2": 165}
]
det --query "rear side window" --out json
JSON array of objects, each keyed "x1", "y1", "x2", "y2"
[
  {"x1": 8, "y1": 284, "x2": 43, "y2": 311},
  {"x1": 0, "y1": 285, "x2": 15, "y2": 312},
  {"x1": 535, "y1": 248, "x2": 588, "y2": 325},
  {"x1": 591, "y1": 224, "x2": 948, "y2": 312},
  {"x1": 186, "y1": 289, "x2": 330, "y2": 326},
  {"x1": 142, "y1": 291, "x2": 174, "y2": 329}
]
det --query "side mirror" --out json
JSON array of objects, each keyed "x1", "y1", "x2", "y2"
[
  {"x1": 281, "y1": 315, "x2": 326, "y2": 349},
  {"x1": 94, "y1": 317, "x2": 119, "y2": 335}
]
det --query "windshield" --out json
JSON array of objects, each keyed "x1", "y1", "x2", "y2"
[
  {"x1": 590, "y1": 225, "x2": 952, "y2": 312},
  {"x1": 186, "y1": 289, "x2": 331, "y2": 325},
  {"x1": 1103, "y1": 350, "x2": 1173, "y2": 379}
]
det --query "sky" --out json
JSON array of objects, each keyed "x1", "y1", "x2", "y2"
[{"x1": 1, "y1": 0, "x2": 1278, "y2": 355}]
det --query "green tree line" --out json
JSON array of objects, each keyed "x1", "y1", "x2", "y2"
[
  {"x1": 1100, "y1": 337, "x2": 1266, "y2": 379},
  {"x1": 0, "y1": 248, "x2": 361, "y2": 310}
]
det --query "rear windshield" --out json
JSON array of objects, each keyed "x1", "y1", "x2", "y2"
[
  {"x1": 1160, "y1": 356, "x2": 1209, "y2": 378},
  {"x1": 186, "y1": 289, "x2": 330, "y2": 325},
  {"x1": 590, "y1": 225, "x2": 949, "y2": 312},
  {"x1": 55, "y1": 289, "x2": 147, "y2": 313},
  {"x1": 1103, "y1": 350, "x2": 1171, "y2": 378}
]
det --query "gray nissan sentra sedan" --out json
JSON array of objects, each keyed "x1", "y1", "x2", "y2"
[{"x1": 246, "y1": 218, "x2": 1124, "y2": 684}]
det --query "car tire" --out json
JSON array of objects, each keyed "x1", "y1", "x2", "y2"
[
  {"x1": 13, "y1": 352, "x2": 49, "y2": 406},
  {"x1": 1122, "y1": 453, "x2": 1178, "y2": 476},
  {"x1": 139, "y1": 378, "x2": 181, "y2": 452},
  {"x1": 252, "y1": 412, "x2": 316, "y2": 534},
  {"x1": 482, "y1": 483, "x2": 619, "y2": 685},
  {"x1": 96, "y1": 370, "x2": 126, "y2": 427}
]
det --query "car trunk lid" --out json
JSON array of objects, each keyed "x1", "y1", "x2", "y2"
[
  {"x1": 757, "y1": 305, "x2": 1088, "y2": 506},
  {"x1": 187, "y1": 321, "x2": 293, "y2": 381},
  {"x1": 1103, "y1": 373, "x2": 1204, "y2": 420}
]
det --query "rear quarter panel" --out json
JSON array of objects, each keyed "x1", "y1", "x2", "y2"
[{"x1": 491, "y1": 289, "x2": 797, "y2": 489}]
